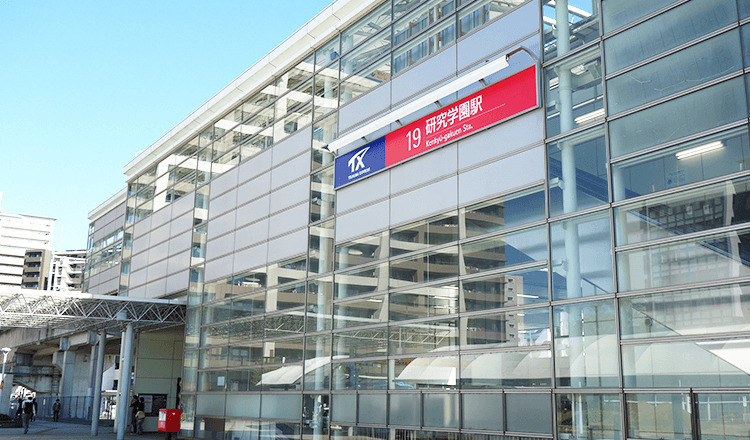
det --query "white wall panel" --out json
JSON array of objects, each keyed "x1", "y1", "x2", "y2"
[
  {"x1": 165, "y1": 270, "x2": 189, "y2": 295},
  {"x1": 392, "y1": 47, "x2": 457, "y2": 106},
  {"x1": 168, "y1": 230, "x2": 192, "y2": 256},
  {"x1": 150, "y1": 204, "x2": 172, "y2": 229},
  {"x1": 390, "y1": 143, "x2": 457, "y2": 194},
  {"x1": 150, "y1": 222, "x2": 171, "y2": 246},
  {"x1": 133, "y1": 217, "x2": 151, "y2": 242},
  {"x1": 238, "y1": 149, "x2": 273, "y2": 185},
  {"x1": 458, "y1": 146, "x2": 544, "y2": 205},
  {"x1": 205, "y1": 254, "x2": 235, "y2": 282},
  {"x1": 167, "y1": 250, "x2": 191, "y2": 275},
  {"x1": 336, "y1": 200, "x2": 389, "y2": 243},
  {"x1": 170, "y1": 211, "x2": 193, "y2": 236},
  {"x1": 232, "y1": 242, "x2": 268, "y2": 274},
  {"x1": 390, "y1": 176, "x2": 458, "y2": 226},
  {"x1": 207, "y1": 210, "x2": 237, "y2": 240},
  {"x1": 236, "y1": 195, "x2": 270, "y2": 228},
  {"x1": 209, "y1": 166, "x2": 239, "y2": 197},
  {"x1": 208, "y1": 188, "x2": 238, "y2": 219},
  {"x1": 272, "y1": 125, "x2": 312, "y2": 166},
  {"x1": 339, "y1": 82, "x2": 392, "y2": 133},
  {"x1": 129, "y1": 268, "x2": 147, "y2": 289},
  {"x1": 235, "y1": 219, "x2": 270, "y2": 250},
  {"x1": 267, "y1": 229, "x2": 307, "y2": 262},
  {"x1": 268, "y1": 203, "x2": 308, "y2": 238},
  {"x1": 147, "y1": 258, "x2": 168, "y2": 281},
  {"x1": 270, "y1": 152, "x2": 310, "y2": 190},
  {"x1": 206, "y1": 231, "x2": 236, "y2": 261},
  {"x1": 147, "y1": 241, "x2": 170, "y2": 265},
  {"x1": 269, "y1": 178, "x2": 309, "y2": 214},
  {"x1": 171, "y1": 192, "x2": 195, "y2": 217},
  {"x1": 458, "y1": 110, "x2": 543, "y2": 170},
  {"x1": 237, "y1": 172, "x2": 271, "y2": 205},
  {"x1": 337, "y1": 170, "x2": 390, "y2": 213},
  {"x1": 128, "y1": 285, "x2": 146, "y2": 298},
  {"x1": 130, "y1": 251, "x2": 149, "y2": 275},
  {"x1": 145, "y1": 277, "x2": 167, "y2": 299},
  {"x1": 132, "y1": 235, "x2": 150, "y2": 257}
]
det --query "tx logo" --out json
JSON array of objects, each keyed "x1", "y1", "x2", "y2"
[{"x1": 347, "y1": 147, "x2": 370, "y2": 173}]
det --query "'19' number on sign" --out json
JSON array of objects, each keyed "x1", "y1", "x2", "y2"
[{"x1": 406, "y1": 128, "x2": 421, "y2": 151}]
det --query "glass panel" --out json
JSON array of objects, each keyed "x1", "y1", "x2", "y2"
[
  {"x1": 228, "y1": 341, "x2": 263, "y2": 367},
  {"x1": 304, "y1": 334, "x2": 332, "y2": 391},
  {"x1": 359, "y1": 396, "x2": 388, "y2": 424},
  {"x1": 548, "y1": 125, "x2": 608, "y2": 216},
  {"x1": 392, "y1": 353, "x2": 459, "y2": 389},
  {"x1": 390, "y1": 393, "x2": 420, "y2": 426},
  {"x1": 267, "y1": 256, "x2": 307, "y2": 287},
  {"x1": 183, "y1": 350, "x2": 198, "y2": 392},
  {"x1": 462, "y1": 306, "x2": 550, "y2": 349},
  {"x1": 462, "y1": 266, "x2": 549, "y2": 311},
  {"x1": 333, "y1": 294, "x2": 388, "y2": 329},
  {"x1": 307, "y1": 276, "x2": 333, "y2": 332},
  {"x1": 339, "y1": 55, "x2": 391, "y2": 106},
  {"x1": 390, "y1": 246, "x2": 460, "y2": 288},
  {"x1": 460, "y1": 185, "x2": 545, "y2": 238},
  {"x1": 334, "y1": 261, "x2": 389, "y2": 298},
  {"x1": 263, "y1": 311, "x2": 305, "y2": 339},
  {"x1": 314, "y1": 61, "x2": 339, "y2": 119},
  {"x1": 392, "y1": 16, "x2": 456, "y2": 75},
  {"x1": 622, "y1": 339, "x2": 750, "y2": 388},
  {"x1": 458, "y1": 0, "x2": 526, "y2": 37},
  {"x1": 202, "y1": 300, "x2": 232, "y2": 325},
  {"x1": 616, "y1": 227, "x2": 750, "y2": 292},
  {"x1": 620, "y1": 283, "x2": 750, "y2": 339},
  {"x1": 332, "y1": 359, "x2": 389, "y2": 390},
  {"x1": 557, "y1": 394, "x2": 621, "y2": 440},
  {"x1": 310, "y1": 221, "x2": 335, "y2": 275},
  {"x1": 553, "y1": 299, "x2": 619, "y2": 387},
  {"x1": 263, "y1": 337, "x2": 304, "y2": 365},
  {"x1": 390, "y1": 281, "x2": 459, "y2": 321},
  {"x1": 233, "y1": 269, "x2": 267, "y2": 295},
  {"x1": 604, "y1": 0, "x2": 737, "y2": 73},
  {"x1": 389, "y1": 318, "x2": 459, "y2": 355},
  {"x1": 611, "y1": 126, "x2": 750, "y2": 201},
  {"x1": 332, "y1": 425, "x2": 389, "y2": 440},
  {"x1": 545, "y1": 47, "x2": 604, "y2": 138},
  {"x1": 697, "y1": 393, "x2": 750, "y2": 440},
  {"x1": 461, "y1": 393, "x2": 503, "y2": 430},
  {"x1": 266, "y1": 282, "x2": 306, "y2": 312},
  {"x1": 626, "y1": 393, "x2": 691, "y2": 440},
  {"x1": 203, "y1": 277, "x2": 233, "y2": 303},
  {"x1": 197, "y1": 371, "x2": 226, "y2": 392},
  {"x1": 274, "y1": 99, "x2": 313, "y2": 143},
  {"x1": 312, "y1": 112, "x2": 338, "y2": 170},
  {"x1": 608, "y1": 30, "x2": 743, "y2": 115},
  {"x1": 330, "y1": 394, "x2": 355, "y2": 423},
  {"x1": 551, "y1": 211, "x2": 613, "y2": 299},
  {"x1": 542, "y1": 0, "x2": 600, "y2": 60},
  {"x1": 461, "y1": 226, "x2": 547, "y2": 275},
  {"x1": 341, "y1": 29, "x2": 392, "y2": 77},
  {"x1": 333, "y1": 327, "x2": 388, "y2": 358},
  {"x1": 186, "y1": 308, "x2": 201, "y2": 350},
  {"x1": 336, "y1": 232, "x2": 389, "y2": 270},
  {"x1": 391, "y1": 213, "x2": 459, "y2": 256},
  {"x1": 199, "y1": 346, "x2": 228, "y2": 369},
  {"x1": 460, "y1": 349, "x2": 552, "y2": 388},
  {"x1": 601, "y1": 0, "x2": 676, "y2": 34},
  {"x1": 311, "y1": 168, "x2": 335, "y2": 223},
  {"x1": 341, "y1": 2, "x2": 392, "y2": 54},
  {"x1": 615, "y1": 176, "x2": 750, "y2": 247},
  {"x1": 394, "y1": 0, "x2": 455, "y2": 47},
  {"x1": 201, "y1": 323, "x2": 229, "y2": 347},
  {"x1": 302, "y1": 394, "x2": 329, "y2": 440},
  {"x1": 315, "y1": 36, "x2": 340, "y2": 71}
]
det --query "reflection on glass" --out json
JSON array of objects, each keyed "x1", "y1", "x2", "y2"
[
  {"x1": 542, "y1": 0, "x2": 600, "y2": 60},
  {"x1": 389, "y1": 318, "x2": 459, "y2": 355},
  {"x1": 611, "y1": 126, "x2": 750, "y2": 201},
  {"x1": 460, "y1": 185, "x2": 545, "y2": 238},
  {"x1": 390, "y1": 246, "x2": 459, "y2": 288},
  {"x1": 336, "y1": 232, "x2": 389, "y2": 270},
  {"x1": 557, "y1": 394, "x2": 621, "y2": 440},
  {"x1": 460, "y1": 350, "x2": 551, "y2": 388},
  {"x1": 312, "y1": 112, "x2": 338, "y2": 169},
  {"x1": 267, "y1": 282, "x2": 306, "y2": 312},
  {"x1": 553, "y1": 300, "x2": 618, "y2": 388},
  {"x1": 340, "y1": 56, "x2": 391, "y2": 106},
  {"x1": 333, "y1": 294, "x2": 388, "y2": 329},
  {"x1": 334, "y1": 327, "x2": 388, "y2": 358},
  {"x1": 392, "y1": 354, "x2": 459, "y2": 389},
  {"x1": 332, "y1": 359, "x2": 389, "y2": 390},
  {"x1": 263, "y1": 311, "x2": 305, "y2": 339},
  {"x1": 622, "y1": 339, "x2": 750, "y2": 388},
  {"x1": 545, "y1": 47, "x2": 604, "y2": 137},
  {"x1": 335, "y1": 262, "x2": 389, "y2": 298},
  {"x1": 228, "y1": 317, "x2": 263, "y2": 344},
  {"x1": 462, "y1": 266, "x2": 549, "y2": 311},
  {"x1": 304, "y1": 334, "x2": 332, "y2": 391},
  {"x1": 182, "y1": 350, "x2": 198, "y2": 392},
  {"x1": 302, "y1": 394, "x2": 330, "y2": 440},
  {"x1": 199, "y1": 347, "x2": 228, "y2": 370},
  {"x1": 620, "y1": 283, "x2": 750, "y2": 340},
  {"x1": 311, "y1": 168, "x2": 335, "y2": 223},
  {"x1": 626, "y1": 393, "x2": 691, "y2": 440},
  {"x1": 551, "y1": 211, "x2": 613, "y2": 299},
  {"x1": 267, "y1": 256, "x2": 307, "y2": 287},
  {"x1": 391, "y1": 213, "x2": 459, "y2": 256},
  {"x1": 390, "y1": 282, "x2": 459, "y2": 321},
  {"x1": 617, "y1": 227, "x2": 750, "y2": 292},
  {"x1": 393, "y1": 17, "x2": 456, "y2": 74},
  {"x1": 307, "y1": 276, "x2": 333, "y2": 332},
  {"x1": 461, "y1": 226, "x2": 546, "y2": 275},
  {"x1": 341, "y1": 2, "x2": 392, "y2": 54},
  {"x1": 458, "y1": 0, "x2": 525, "y2": 37},
  {"x1": 698, "y1": 393, "x2": 750, "y2": 440},
  {"x1": 462, "y1": 307, "x2": 550, "y2": 349},
  {"x1": 601, "y1": 0, "x2": 674, "y2": 34},
  {"x1": 547, "y1": 125, "x2": 608, "y2": 217},
  {"x1": 341, "y1": 30, "x2": 392, "y2": 76}
]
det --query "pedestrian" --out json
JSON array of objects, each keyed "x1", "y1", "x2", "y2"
[
  {"x1": 129, "y1": 395, "x2": 139, "y2": 433},
  {"x1": 21, "y1": 394, "x2": 35, "y2": 434},
  {"x1": 52, "y1": 398, "x2": 61, "y2": 422},
  {"x1": 136, "y1": 397, "x2": 146, "y2": 435},
  {"x1": 31, "y1": 397, "x2": 37, "y2": 421}
]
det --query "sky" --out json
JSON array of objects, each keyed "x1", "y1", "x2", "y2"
[{"x1": 0, "y1": 0, "x2": 333, "y2": 251}]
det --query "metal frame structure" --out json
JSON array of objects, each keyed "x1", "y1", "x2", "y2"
[{"x1": 0, "y1": 287, "x2": 185, "y2": 334}]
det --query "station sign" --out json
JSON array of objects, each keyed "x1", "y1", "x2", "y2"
[{"x1": 334, "y1": 65, "x2": 538, "y2": 189}]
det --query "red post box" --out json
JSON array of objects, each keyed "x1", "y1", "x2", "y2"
[{"x1": 158, "y1": 408, "x2": 181, "y2": 432}]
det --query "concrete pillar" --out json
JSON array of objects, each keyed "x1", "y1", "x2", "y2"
[
  {"x1": 58, "y1": 338, "x2": 77, "y2": 399},
  {"x1": 116, "y1": 324, "x2": 134, "y2": 440},
  {"x1": 91, "y1": 331, "x2": 106, "y2": 436},
  {"x1": 86, "y1": 343, "x2": 97, "y2": 418},
  {"x1": 0, "y1": 373, "x2": 13, "y2": 416}
]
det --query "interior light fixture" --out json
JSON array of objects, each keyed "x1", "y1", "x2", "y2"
[
  {"x1": 325, "y1": 54, "x2": 511, "y2": 153},
  {"x1": 574, "y1": 108, "x2": 605, "y2": 125},
  {"x1": 675, "y1": 141, "x2": 724, "y2": 160}
]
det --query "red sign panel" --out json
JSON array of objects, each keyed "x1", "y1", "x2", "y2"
[{"x1": 384, "y1": 65, "x2": 538, "y2": 167}]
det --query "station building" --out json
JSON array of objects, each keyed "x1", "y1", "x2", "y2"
[{"x1": 85, "y1": 0, "x2": 750, "y2": 438}]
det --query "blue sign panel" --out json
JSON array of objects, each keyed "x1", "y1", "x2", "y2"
[{"x1": 334, "y1": 137, "x2": 386, "y2": 189}]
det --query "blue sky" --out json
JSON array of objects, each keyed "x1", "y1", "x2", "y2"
[{"x1": 0, "y1": 0, "x2": 332, "y2": 251}]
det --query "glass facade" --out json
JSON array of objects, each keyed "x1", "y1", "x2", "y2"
[{"x1": 87, "y1": 0, "x2": 750, "y2": 439}]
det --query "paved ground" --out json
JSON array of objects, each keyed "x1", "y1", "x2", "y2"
[{"x1": 0, "y1": 420, "x2": 175, "y2": 439}]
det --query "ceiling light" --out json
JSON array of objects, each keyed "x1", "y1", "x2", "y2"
[
  {"x1": 574, "y1": 108, "x2": 604, "y2": 125},
  {"x1": 675, "y1": 141, "x2": 724, "y2": 160}
]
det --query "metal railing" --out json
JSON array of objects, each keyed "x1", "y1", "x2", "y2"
[{"x1": 9, "y1": 395, "x2": 116, "y2": 424}]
